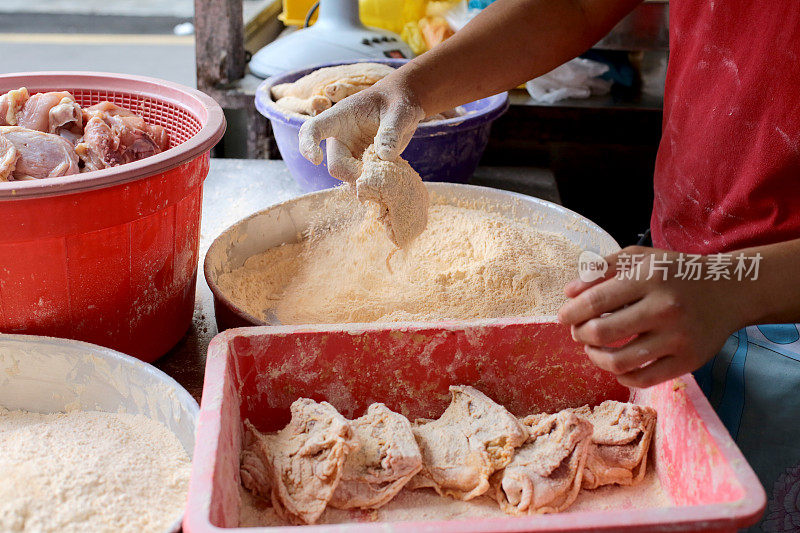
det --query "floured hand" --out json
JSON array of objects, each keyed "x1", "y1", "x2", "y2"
[{"x1": 298, "y1": 80, "x2": 424, "y2": 183}]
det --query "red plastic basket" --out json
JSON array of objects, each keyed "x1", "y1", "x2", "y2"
[{"x1": 0, "y1": 72, "x2": 226, "y2": 362}]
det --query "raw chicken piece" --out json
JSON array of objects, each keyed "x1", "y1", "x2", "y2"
[
  {"x1": 271, "y1": 63, "x2": 394, "y2": 116},
  {"x1": 409, "y1": 386, "x2": 527, "y2": 501},
  {"x1": 76, "y1": 102, "x2": 169, "y2": 171},
  {"x1": 572, "y1": 401, "x2": 657, "y2": 489},
  {"x1": 0, "y1": 87, "x2": 30, "y2": 126},
  {"x1": 76, "y1": 117, "x2": 119, "y2": 171},
  {"x1": 356, "y1": 143, "x2": 429, "y2": 248},
  {"x1": 329, "y1": 403, "x2": 423, "y2": 510},
  {"x1": 0, "y1": 135, "x2": 19, "y2": 181},
  {"x1": 491, "y1": 411, "x2": 593, "y2": 515},
  {"x1": 16, "y1": 91, "x2": 82, "y2": 134},
  {"x1": 239, "y1": 399, "x2": 358, "y2": 525},
  {"x1": 0, "y1": 126, "x2": 80, "y2": 179},
  {"x1": 48, "y1": 96, "x2": 83, "y2": 135},
  {"x1": 83, "y1": 102, "x2": 169, "y2": 151}
]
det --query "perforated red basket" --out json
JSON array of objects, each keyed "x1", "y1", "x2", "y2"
[{"x1": 0, "y1": 72, "x2": 225, "y2": 362}]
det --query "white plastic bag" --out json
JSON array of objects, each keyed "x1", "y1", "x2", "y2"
[{"x1": 526, "y1": 58, "x2": 612, "y2": 104}]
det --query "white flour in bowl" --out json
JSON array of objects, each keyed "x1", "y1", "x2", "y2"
[
  {"x1": 0, "y1": 408, "x2": 190, "y2": 533},
  {"x1": 217, "y1": 192, "x2": 582, "y2": 324}
]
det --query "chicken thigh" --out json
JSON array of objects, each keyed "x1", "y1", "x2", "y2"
[
  {"x1": 572, "y1": 401, "x2": 657, "y2": 489},
  {"x1": 492, "y1": 411, "x2": 593, "y2": 515},
  {"x1": 410, "y1": 386, "x2": 528, "y2": 501},
  {"x1": 0, "y1": 126, "x2": 80, "y2": 179},
  {"x1": 240, "y1": 399, "x2": 358, "y2": 525},
  {"x1": 329, "y1": 403, "x2": 423, "y2": 510},
  {"x1": 356, "y1": 143, "x2": 429, "y2": 249}
]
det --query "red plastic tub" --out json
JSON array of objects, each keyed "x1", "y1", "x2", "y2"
[
  {"x1": 0, "y1": 72, "x2": 225, "y2": 362},
  {"x1": 185, "y1": 319, "x2": 766, "y2": 532}
]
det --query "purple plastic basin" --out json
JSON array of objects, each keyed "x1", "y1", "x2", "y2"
[{"x1": 255, "y1": 59, "x2": 509, "y2": 192}]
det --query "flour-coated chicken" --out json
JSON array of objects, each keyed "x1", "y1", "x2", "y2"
[
  {"x1": 329, "y1": 403, "x2": 423, "y2": 509},
  {"x1": 492, "y1": 410, "x2": 593, "y2": 514},
  {"x1": 356, "y1": 143, "x2": 429, "y2": 249},
  {"x1": 271, "y1": 63, "x2": 395, "y2": 116},
  {"x1": 571, "y1": 401, "x2": 657, "y2": 489},
  {"x1": 240, "y1": 399, "x2": 358, "y2": 525},
  {"x1": 409, "y1": 386, "x2": 528, "y2": 501}
]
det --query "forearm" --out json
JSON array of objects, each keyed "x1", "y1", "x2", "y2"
[
  {"x1": 735, "y1": 238, "x2": 800, "y2": 326},
  {"x1": 390, "y1": 0, "x2": 642, "y2": 115}
]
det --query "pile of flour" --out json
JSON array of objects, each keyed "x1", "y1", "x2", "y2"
[
  {"x1": 217, "y1": 192, "x2": 582, "y2": 324},
  {"x1": 0, "y1": 408, "x2": 190, "y2": 533}
]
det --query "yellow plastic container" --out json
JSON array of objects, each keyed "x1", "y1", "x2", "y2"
[
  {"x1": 360, "y1": 0, "x2": 426, "y2": 34},
  {"x1": 279, "y1": 0, "x2": 427, "y2": 31},
  {"x1": 279, "y1": 0, "x2": 318, "y2": 26}
]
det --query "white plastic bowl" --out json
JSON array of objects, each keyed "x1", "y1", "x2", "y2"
[{"x1": 0, "y1": 334, "x2": 199, "y2": 533}]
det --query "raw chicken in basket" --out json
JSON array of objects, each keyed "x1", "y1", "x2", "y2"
[{"x1": 0, "y1": 87, "x2": 169, "y2": 181}]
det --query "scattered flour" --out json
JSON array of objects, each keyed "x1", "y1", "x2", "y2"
[
  {"x1": 0, "y1": 407, "x2": 190, "y2": 533},
  {"x1": 217, "y1": 192, "x2": 582, "y2": 324},
  {"x1": 238, "y1": 467, "x2": 670, "y2": 526}
]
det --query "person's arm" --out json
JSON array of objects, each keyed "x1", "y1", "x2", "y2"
[
  {"x1": 400, "y1": 0, "x2": 643, "y2": 116},
  {"x1": 557, "y1": 239, "x2": 800, "y2": 388},
  {"x1": 743, "y1": 239, "x2": 800, "y2": 324},
  {"x1": 299, "y1": 0, "x2": 642, "y2": 182}
]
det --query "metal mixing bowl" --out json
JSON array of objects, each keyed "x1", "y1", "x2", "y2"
[{"x1": 204, "y1": 182, "x2": 620, "y2": 331}]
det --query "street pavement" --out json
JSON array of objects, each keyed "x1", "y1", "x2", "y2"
[
  {"x1": 0, "y1": 33, "x2": 196, "y2": 86},
  {"x1": 0, "y1": 0, "x2": 196, "y2": 86}
]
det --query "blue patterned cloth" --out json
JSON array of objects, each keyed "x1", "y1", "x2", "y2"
[{"x1": 695, "y1": 324, "x2": 800, "y2": 532}]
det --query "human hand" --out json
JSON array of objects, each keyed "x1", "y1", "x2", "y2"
[
  {"x1": 557, "y1": 246, "x2": 748, "y2": 388},
  {"x1": 298, "y1": 79, "x2": 425, "y2": 183}
]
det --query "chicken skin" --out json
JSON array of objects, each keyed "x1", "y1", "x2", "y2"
[
  {"x1": 76, "y1": 102, "x2": 169, "y2": 171},
  {"x1": 0, "y1": 135, "x2": 18, "y2": 181},
  {"x1": 0, "y1": 88, "x2": 169, "y2": 179}
]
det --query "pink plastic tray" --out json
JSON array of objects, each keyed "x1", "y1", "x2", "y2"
[{"x1": 185, "y1": 319, "x2": 765, "y2": 532}]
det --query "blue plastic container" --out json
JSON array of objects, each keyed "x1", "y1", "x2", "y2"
[{"x1": 255, "y1": 59, "x2": 509, "y2": 192}]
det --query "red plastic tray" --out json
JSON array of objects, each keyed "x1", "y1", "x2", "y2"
[{"x1": 185, "y1": 319, "x2": 765, "y2": 532}]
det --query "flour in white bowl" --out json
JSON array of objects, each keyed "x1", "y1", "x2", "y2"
[{"x1": 0, "y1": 407, "x2": 190, "y2": 533}]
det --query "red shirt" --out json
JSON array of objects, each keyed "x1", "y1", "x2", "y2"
[{"x1": 651, "y1": 1, "x2": 800, "y2": 254}]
